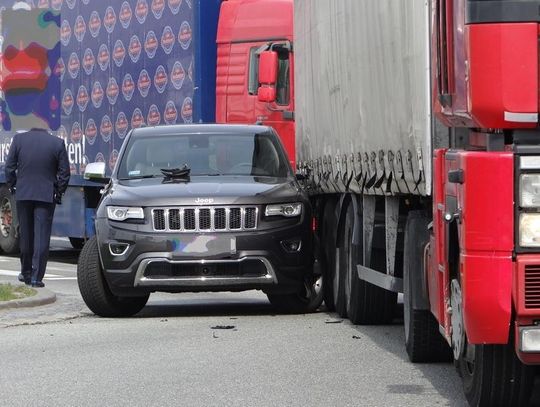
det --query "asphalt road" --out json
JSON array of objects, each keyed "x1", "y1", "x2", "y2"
[{"x1": 0, "y1": 238, "x2": 496, "y2": 406}]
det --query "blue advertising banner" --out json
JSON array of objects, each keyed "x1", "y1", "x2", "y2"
[{"x1": 0, "y1": 0, "x2": 220, "y2": 179}]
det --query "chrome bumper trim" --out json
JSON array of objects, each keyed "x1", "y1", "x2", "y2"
[{"x1": 134, "y1": 256, "x2": 277, "y2": 287}]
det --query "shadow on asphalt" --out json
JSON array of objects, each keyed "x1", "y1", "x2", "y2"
[
  {"x1": 135, "y1": 300, "x2": 277, "y2": 318},
  {"x1": 49, "y1": 249, "x2": 79, "y2": 264}
]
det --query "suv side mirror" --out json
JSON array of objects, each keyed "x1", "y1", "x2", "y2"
[
  {"x1": 257, "y1": 50, "x2": 278, "y2": 103},
  {"x1": 84, "y1": 162, "x2": 110, "y2": 183}
]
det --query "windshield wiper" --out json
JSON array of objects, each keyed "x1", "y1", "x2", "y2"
[{"x1": 118, "y1": 174, "x2": 159, "y2": 180}]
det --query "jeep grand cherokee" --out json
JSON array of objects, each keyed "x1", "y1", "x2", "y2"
[{"x1": 77, "y1": 124, "x2": 322, "y2": 317}]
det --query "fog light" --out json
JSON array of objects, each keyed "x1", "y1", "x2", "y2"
[
  {"x1": 109, "y1": 242, "x2": 129, "y2": 256},
  {"x1": 520, "y1": 327, "x2": 540, "y2": 352},
  {"x1": 281, "y1": 239, "x2": 302, "y2": 253}
]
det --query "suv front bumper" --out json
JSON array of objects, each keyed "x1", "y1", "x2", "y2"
[{"x1": 95, "y1": 218, "x2": 313, "y2": 296}]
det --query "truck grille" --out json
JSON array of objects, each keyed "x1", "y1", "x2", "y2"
[
  {"x1": 525, "y1": 265, "x2": 540, "y2": 308},
  {"x1": 151, "y1": 206, "x2": 258, "y2": 232}
]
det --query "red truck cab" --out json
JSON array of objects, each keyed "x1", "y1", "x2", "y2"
[{"x1": 215, "y1": 0, "x2": 295, "y2": 168}]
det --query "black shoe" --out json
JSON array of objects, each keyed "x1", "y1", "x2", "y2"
[
  {"x1": 18, "y1": 273, "x2": 31, "y2": 285},
  {"x1": 31, "y1": 281, "x2": 45, "y2": 288}
]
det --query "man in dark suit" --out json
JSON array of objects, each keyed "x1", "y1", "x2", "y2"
[{"x1": 5, "y1": 128, "x2": 70, "y2": 288}]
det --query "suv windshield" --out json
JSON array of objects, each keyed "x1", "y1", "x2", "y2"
[{"x1": 116, "y1": 131, "x2": 292, "y2": 179}]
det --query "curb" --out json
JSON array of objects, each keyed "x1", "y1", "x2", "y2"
[{"x1": 0, "y1": 287, "x2": 57, "y2": 310}]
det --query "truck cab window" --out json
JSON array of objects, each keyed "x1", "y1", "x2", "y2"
[
  {"x1": 276, "y1": 52, "x2": 290, "y2": 105},
  {"x1": 248, "y1": 47, "x2": 259, "y2": 95}
]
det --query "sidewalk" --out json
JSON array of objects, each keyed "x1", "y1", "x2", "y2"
[
  {"x1": 0, "y1": 278, "x2": 56, "y2": 308},
  {"x1": 0, "y1": 278, "x2": 88, "y2": 328}
]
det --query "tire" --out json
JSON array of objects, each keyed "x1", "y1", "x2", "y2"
[
  {"x1": 77, "y1": 236, "x2": 149, "y2": 317},
  {"x1": 333, "y1": 241, "x2": 348, "y2": 318},
  {"x1": 404, "y1": 210, "x2": 451, "y2": 362},
  {"x1": 69, "y1": 237, "x2": 86, "y2": 250},
  {"x1": 321, "y1": 199, "x2": 337, "y2": 311},
  {"x1": 0, "y1": 186, "x2": 19, "y2": 254},
  {"x1": 342, "y1": 203, "x2": 396, "y2": 324},
  {"x1": 458, "y1": 339, "x2": 534, "y2": 407},
  {"x1": 267, "y1": 274, "x2": 324, "y2": 314}
]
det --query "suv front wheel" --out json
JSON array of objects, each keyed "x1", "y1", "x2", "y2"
[{"x1": 77, "y1": 236, "x2": 149, "y2": 317}]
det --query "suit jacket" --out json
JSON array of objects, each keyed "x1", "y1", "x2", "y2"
[{"x1": 5, "y1": 128, "x2": 70, "y2": 203}]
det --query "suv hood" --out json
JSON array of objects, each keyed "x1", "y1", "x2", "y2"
[{"x1": 107, "y1": 176, "x2": 302, "y2": 206}]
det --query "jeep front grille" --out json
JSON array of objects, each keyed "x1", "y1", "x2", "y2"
[{"x1": 151, "y1": 206, "x2": 258, "y2": 232}]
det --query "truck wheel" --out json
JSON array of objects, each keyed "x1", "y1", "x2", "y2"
[
  {"x1": 342, "y1": 203, "x2": 395, "y2": 324},
  {"x1": 333, "y1": 241, "x2": 348, "y2": 318},
  {"x1": 0, "y1": 187, "x2": 19, "y2": 254},
  {"x1": 69, "y1": 237, "x2": 86, "y2": 250},
  {"x1": 267, "y1": 274, "x2": 324, "y2": 314},
  {"x1": 321, "y1": 199, "x2": 337, "y2": 311},
  {"x1": 457, "y1": 339, "x2": 534, "y2": 407},
  {"x1": 404, "y1": 210, "x2": 451, "y2": 362},
  {"x1": 77, "y1": 236, "x2": 149, "y2": 317}
]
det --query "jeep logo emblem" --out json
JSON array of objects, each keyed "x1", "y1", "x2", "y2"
[{"x1": 195, "y1": 198, "x2": 214, "y2": 205}]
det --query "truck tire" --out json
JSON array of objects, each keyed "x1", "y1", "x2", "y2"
[
  {"x1": 321, "y1": 199, "x2": 337, "y2": 311},
  {"x1": 333, "y1": 241, "x2": 348, "y2": 318},
  {"x1": 267, "y1": 274, "x2": 324, "y2": 314},
  {"x1": 404, "y1": 210, "x2": 451, "y2": 362},
  {"x1": 77, "y1": 236, "x2": 149, "y2": 317},
  {"x1": 0, "y1": 186, "x2": 19, "y2": 254},
  {"x1": 458, "y1": 339, "x2": 534, "y2": 407},
  {"x1": 342, "y1": 203, "x2": 396, "y2": 324}
]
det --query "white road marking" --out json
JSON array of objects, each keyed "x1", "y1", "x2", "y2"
[{"x1": 0, "y1": 270, "x2": 62, "y2": 278}]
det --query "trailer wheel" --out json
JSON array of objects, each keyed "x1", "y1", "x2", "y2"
[
  {"x1": 404, "y1": 210, "x2": 451, "y2": 362},
  {"x1": 77, "y1": 236, "x2": 149, "y2": 317},
  {"x1": 0, "y1": 186, "x2": 19, "y2": 254},
  {"x1": 457, "y1": 336, "x2": 534, "y2": 407},
  {"x1": 267, "y1": 274, "x2": 324, "y2": 314},
  {"x1": 342, "y1": 202, "x2": 396, "y2": 324},
  {"x1": 321, "y1": 199, "x2": 337, "y2": 311},
  {"x1": 333, "y1": 242, "x2": 348, "y2": 318}
]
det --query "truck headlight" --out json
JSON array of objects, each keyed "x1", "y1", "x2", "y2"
[
  {"x1": 107, "y1": 206, "x2": 144, "y2": 221},
  {"x1": 520, "y1": 174, "x2": 540, "y2": 208},
  {"x1": 519, "y1": 213, "x2": 540, "y2": 247},
  {"x1": 265, "y1": 202, "x2": 302, "y2": 217}
]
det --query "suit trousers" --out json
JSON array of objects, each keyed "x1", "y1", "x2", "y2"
[{"x1": 16, "y1": 200, "x2": 55, "y2": 283}]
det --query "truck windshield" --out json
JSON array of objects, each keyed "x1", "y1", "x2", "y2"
[{"x1": 116, "y1": 132, "x2": 292, "y2": 179}]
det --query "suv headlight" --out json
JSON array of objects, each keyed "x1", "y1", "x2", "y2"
[
  {"x1": 107, "y1": 206, "x2": 144, "y2": 221},
  {"x1": 520, "y1": 174, "x2": 540, "y2": 208},
  {"x1": 265, "y1": 202, "x2": 302, "y2": 217},
  {"x1": 519, "y1": 213, "x2": 540, "y2": 247}
]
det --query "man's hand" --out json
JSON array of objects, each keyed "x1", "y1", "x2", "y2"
[{"x1": 54, "y1": 191, "x2": 62, "y2": 205}]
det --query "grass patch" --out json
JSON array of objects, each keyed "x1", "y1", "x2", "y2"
[{"x1": 0, "y1": 283, "x2": 37, "y2": 302}]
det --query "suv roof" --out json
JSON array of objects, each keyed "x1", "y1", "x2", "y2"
[{"x1": 131, "y1": 124, "x2": 272, "y2": 138}]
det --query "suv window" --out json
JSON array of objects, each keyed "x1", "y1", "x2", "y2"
[{"x1": 116, "y1": 132, "x2": 292, "y2": 179}]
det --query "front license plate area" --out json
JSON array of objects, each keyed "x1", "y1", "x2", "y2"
[{"x1": 168, "y1": 235, "x2": 236, "y2": 258}]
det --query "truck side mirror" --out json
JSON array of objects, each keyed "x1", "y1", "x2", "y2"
[
  {"x1": 84, "y1": 162, "x2": 110, "y2": 183},
  {"x1": 257, "y1": 50, "x2": 278, "y2": 103}
]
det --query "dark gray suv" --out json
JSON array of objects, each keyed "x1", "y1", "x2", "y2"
[{"x1": 78, "y1": 124, "x2": 322, "y2": 317}]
